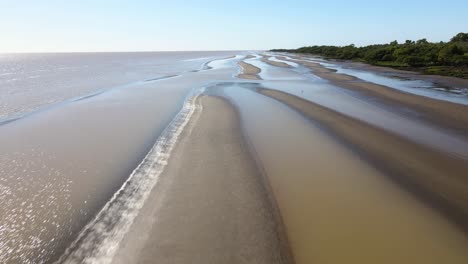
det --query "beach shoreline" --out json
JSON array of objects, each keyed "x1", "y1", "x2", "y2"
[
  {"x1": 281, "y1": 55, "x2": 468, "y2": 136},
  {"x1": 282, "y1": 53, "x2": 468, "y2": 88},
  {"x1": 110, "y1": 95, "x2": 293, "y2": 264}
]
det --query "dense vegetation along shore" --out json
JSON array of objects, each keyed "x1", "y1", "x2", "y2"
[{"x1": 272, "y1": 33, "x2": 468, "y2": 78}]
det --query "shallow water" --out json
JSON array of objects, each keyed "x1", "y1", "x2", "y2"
[
  {"x1": 0, "y1": 51, "x2": 241, "y2": 121},
  {"x1": 282, "y1": 55, "x2": 468, "y2": 105},
  {"x1": 262, "y1": 80, "x2": 468, "y2": 159},
  {"x1": 248, "y1": 58, "x2": 468, "y2": 159},
  {"x1": 248, "y1": 59, "x2": 304, "y2": 81},
  {"x1": 1, "y1": 51, "x2": 468, "y2": 263},
  {"x1": 0, "y1": 53, "x2": 242, "y2": 263},
  {"x1": 220, "y1": 84, "x2": 468, "y2": 264}
]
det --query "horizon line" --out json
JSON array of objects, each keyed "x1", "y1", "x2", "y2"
[{"x1": 0, "y1": 49, "x2": 263, "y2": 55}]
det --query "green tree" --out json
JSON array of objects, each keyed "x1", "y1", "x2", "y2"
[
  {"x1": 416, "y1": 38, "x2": 428, "y2": 45},
  {"x1": 450, "y1": 33, "x2": 468, "y2": 42},
  {"x1": 438, "y1": 44, "x2": 465, "y2": 65},
  {"x1": 272, "y1": 32, "x2": 468, "y2": 69}
]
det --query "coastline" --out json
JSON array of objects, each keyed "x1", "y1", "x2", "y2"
[
  {"x1": 0, "y1": 53, "x2": 243, "y2": 263},
  {"x1": 339, "y1": 60, "x2": 468, "y2": 88},
  {"x1": 2, "y1": 51, "x2": 468, "y2": 263},
  {"x1": 110, "y1": 95, "x2": 292, "y2": 264},
  {"x1": 282, "y1": 55, "x2": 468, "y2": 136},
  {"x1": 283, "y1": 53, "x2": 468, "y2": 88}
]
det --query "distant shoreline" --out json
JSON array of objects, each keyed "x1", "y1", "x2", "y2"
[
  {"x1": 278, "y1": 54, "x2": 468, "y2": 135},
  {"x1": 272, "y1": 33, "x2": 468, "y2": 79},
  {"x1": 276, "y1": 51, "x2": 468, "y2": 79}
]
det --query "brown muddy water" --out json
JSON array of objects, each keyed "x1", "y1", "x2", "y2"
[
  {"x1": 0, "y1": 53, "x2": 244, "y2": 263},
  {"x1": 220, "y1": 84, "x2": 468, "y2": 264},
  {"x1": 1, "y1": 52, "x2": 468, "y2": 263}
]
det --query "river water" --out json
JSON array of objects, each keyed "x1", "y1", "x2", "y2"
[{"x1": 1, "y1": 51, "x2": 468, "y2": 263}]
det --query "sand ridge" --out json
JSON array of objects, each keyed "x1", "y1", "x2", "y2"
[
  {"x1": 111, "y1": 95, "x2": 292, "y2": 264},
  {"x1": 237, "y1": 61, "x2": 262, "y2": 80},
  {"x1": 260, "y1": 56, "x2": 291, "y2": 68},
  {"x1": 283, "y1": 55, "x2": 468, "y2": 136},
  {"x1": 257, "y1": 87, "x2": 468, "y2": 233}
]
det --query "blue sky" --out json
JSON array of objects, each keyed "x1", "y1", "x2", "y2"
[{"x1": 0, "y1": 0, "x2": 467, "y2": 52}]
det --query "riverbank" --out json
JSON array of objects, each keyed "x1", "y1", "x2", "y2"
[
  {"x1": 281, "y1": 55, "x2": 468, "y2": 136},
  {"x1": 271, "y1": 33, "x2": 468, "y2": 78},
  {"x1": 285, "y1": 54, "x2": 468, "y2": 88}
]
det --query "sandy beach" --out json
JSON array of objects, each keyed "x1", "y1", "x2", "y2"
[
  {"x1": 111, "y1": 96, "x2": 292, "y2": 264},
  {"x1": 237, "y1": 61, "x2": 262, "y2": 80},
  {"x1": 282, "y1": 56, "x2": 468, "y2": 136},
  {"x1": 285, "y1": 54, "x2": 468, "y2": 89}
]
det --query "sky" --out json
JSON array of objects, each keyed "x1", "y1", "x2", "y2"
[{"x1": 0, "y1": 0, "x2": 467, "y2": 52}]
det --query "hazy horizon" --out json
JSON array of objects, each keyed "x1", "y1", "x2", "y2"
[{"x1": 1, "y1": 0, "x2": 467, "y2": 53}]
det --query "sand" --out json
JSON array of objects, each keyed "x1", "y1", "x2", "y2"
[
  {"x1": 223, "y1": 86, "x2": 468, "y2": 264},
  {"x1": 111, "y1": 96, "x2": 292, "y2": 264},
  {"x1": 0, "y1": 55, "x2": 245, "y2": 263},
  {"x1": 283, "y1": 56, "x2": 468, "y2": 136},
  {"x1": 321, "y1": 57, "x2": 468, "y2": 89},
  {"x1": 258, "y1": 87, "x2": 468, "y2": 233},
  {"x1": 260, "y1": 56, "x2": 291, "y2": 68},
  {"x1": 237, "y1": 61, "x2": 262, "y2": 80}
]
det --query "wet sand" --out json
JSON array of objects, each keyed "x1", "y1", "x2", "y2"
[
  {"x1": 283, "y1": 56, "x2": 468, "y2": 136},
  {"x1": 258, "y1": 87, "x2": 468, "y2": 232},
  {"x1": 261, "y1": 56, "x2": 291, "y2": 68},
  {"x1": 293, "y1": 54, "x2": 468, "y2": 89},
  {"x1": 111, "y1": 96, "x2": 292, "y2": 264},
  {"x1": 0, "y1": 55, "x2": 242, "y2": 263},
  {"x1": 237, "y1": 61, "x2": 262, "y2": 80},
  {"x1": 350, "y1": 62, "x2": 468, "y2": 90},
  {"x1": 222, "y1": 86, "x2": 468, "y2": 264}
]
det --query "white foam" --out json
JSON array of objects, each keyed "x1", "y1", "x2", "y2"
[{"x1": 55, "y1": 88, "x2": 205, "y2": 264}]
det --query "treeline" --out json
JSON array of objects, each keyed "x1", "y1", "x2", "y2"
[{"x1": 272, "y1": 33, "x2": 468, "y2": 78}]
